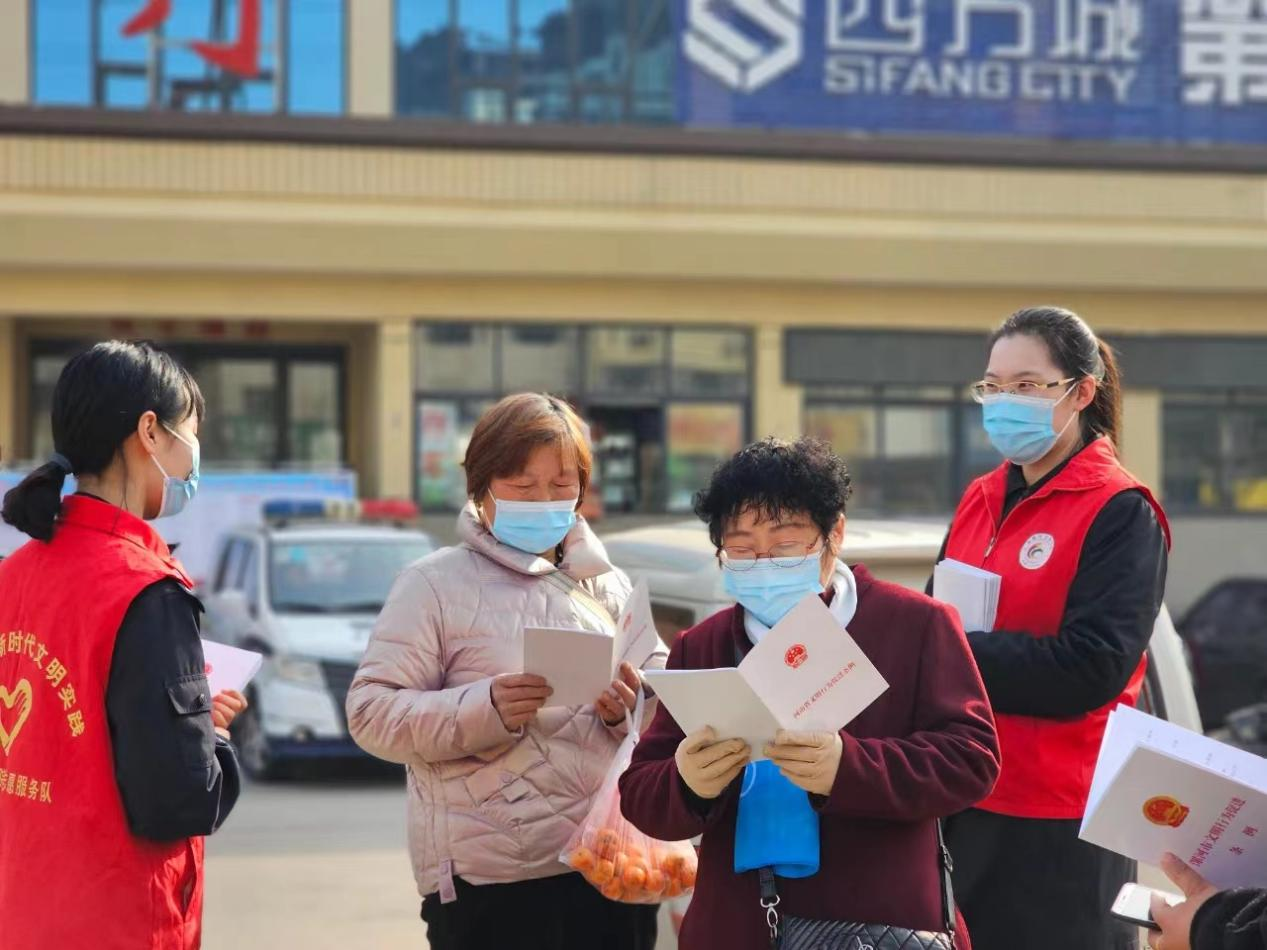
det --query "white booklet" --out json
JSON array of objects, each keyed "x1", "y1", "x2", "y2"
[
  {"x1": 933, "y1": 559, "x2": 1001, "y2": 633},
  {"x1": 523, "y1": 579, "x2": 661, "y2": 708},
  {"x1": 200, "y1": 639, "x2": 264, "y2": 696},
  {"x1": 1080, "y1": 705, "x2": 1267, "y2": 888},
  {"x1": 644, "y1": 595, "x2": 889, "y2": 760}
]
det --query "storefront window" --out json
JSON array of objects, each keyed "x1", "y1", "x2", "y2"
[
  {"x1": 805, "y1": 388, "x2": 982, "y2": 516},
  {"x1": 671, "y1": 330, "x2": 750, "y2": 398},
  {"x1": 1164, "y1": 393, "x2": 1267, "y2": 513},
  {"x1": 288, "y1": 362, "x2": 343, "y2": 466},
  {"x1": 587, "y1": 328, "x2": 666, "y2": 397},
  {"x1": 415, "y1": 325, "x2": 496, "y2": 393},
  {"x1": 413, "y1": 322, "x2": 752, "y2": 512},
  {"x1": 191, "y1": 357, "x2": 280, "y2": 465},
  {"x1": 395, "y1": 0, "x2": 673, "y2": 123},
  {"x1": 32, "y1": 0, "x2": 345, "y2": 114},
  {"x1": 416, "y1": 398, "x2": 493, "y2": 509},
  {"x1": 665, "y1": 403, "x2": 744, "y2": 513},
  {"x1": 500, "y1": 326, "x2": 579, "y2": 394},
  {"x1": 25, "y1": 341, "x2": 345, "y2": 470}
]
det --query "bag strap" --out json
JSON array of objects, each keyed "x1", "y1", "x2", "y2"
[
  {"x1": 541, "y1": 570, "x2": 618, "y2": 637},
  {"x1": 757, "y1": 819, "x2": 957, "y2": 947}
]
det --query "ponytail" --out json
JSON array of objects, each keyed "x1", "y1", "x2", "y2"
[
  {"x1": 990, "y1": 306, "x2": 1124, "y2": 448},
  {"x1": 0, "y1": 341, "x2": 204, "y2": 543},
  {"x1": 1086, "y1": 338, "x2": 1123, "y2": 448},
  {"x1": 1, "y1": 462, "x2": 71, "y2": 543}
]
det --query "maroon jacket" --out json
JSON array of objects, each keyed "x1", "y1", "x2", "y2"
[{"x1": 619, "y1": 565, "x2": 1000, "y2": 950}]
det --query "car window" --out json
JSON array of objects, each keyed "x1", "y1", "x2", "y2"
[
  {"x1": 216, "y1": 540, "x2": 248, "y2": 593},
  {"x1": 651, "y1": 602, "x2": 696, "y2": 646},
  {"x1": 242, "y1": 542, "x2": 261, "y2": 608},
  {"x1": 269, "y1": 539, "x2": 434, "y2": 614},
  {"x1": 1187, "y1": 582, "x2": 1267, "y2": 644}
]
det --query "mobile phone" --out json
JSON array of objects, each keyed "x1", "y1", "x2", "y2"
[{"x1": 1111, "y1": 883, "x2": 1183, "y2": 931}]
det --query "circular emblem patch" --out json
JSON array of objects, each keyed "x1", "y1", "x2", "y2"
[
  {"x1": 1019, "y1": 533, "x2": 1055, "y2": 570},
  {"x1": 1143, "y1": 795, "x2": 1190, "y2": 829}
]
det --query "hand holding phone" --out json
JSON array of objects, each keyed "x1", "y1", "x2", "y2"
[{"x1": 1111, "y1": 882, "x2": 1183, "y2": 931}]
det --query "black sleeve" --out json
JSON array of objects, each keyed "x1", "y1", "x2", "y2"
[
  {"x1": 925, "y1": 530, "x2": 950, "y2": 597},
  {"x1": 963, "y1": 490, "x2": 1168, "y2": 719},
  {"x1": 106, "y1": 580, "x2": 242, "y2": 842},
  {"x1": 1192, "y1": 889, "x2": 1267, "y2": 950}
]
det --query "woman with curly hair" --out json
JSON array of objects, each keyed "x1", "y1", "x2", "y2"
[{"x1": 618, "y1": 436, "x2": 1001, "y2": 950}]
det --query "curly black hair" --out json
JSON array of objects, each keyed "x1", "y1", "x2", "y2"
[{"x1": 693, "y1": 437, "x2": 854, "y2": 551}]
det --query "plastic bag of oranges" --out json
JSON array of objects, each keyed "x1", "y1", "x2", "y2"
[{"x1": 561, "y1": 692, "x2": 699, "y2": 905}]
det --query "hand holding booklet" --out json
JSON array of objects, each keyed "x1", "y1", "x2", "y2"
[
  {"x1": 200, "y1": 639, "x2": 263, "y2": 696},
  {"x1": 1080, "y1": 705, "x2": 1267, "y2": 889},
  {"x1": 933, "y1": 559, "x2": 1001, "y2": 634},
  {"x1": 522, "y1": 579, "x2": 661, "y2": 708},
  {"x1": 644, "y1": 595, "x2": 889, "y2": 760}
]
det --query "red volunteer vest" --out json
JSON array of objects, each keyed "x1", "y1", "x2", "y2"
[
  {"x1": 945, "y1": 438, "x2": 1171, "y2": 820},
  {"x1": 0, "y1": 496, "x2": 204, "y2": 950}
]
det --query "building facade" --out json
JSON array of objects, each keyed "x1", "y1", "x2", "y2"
[{"x1": 2, "y1": 0, "x2": 1266, "y2": 611}]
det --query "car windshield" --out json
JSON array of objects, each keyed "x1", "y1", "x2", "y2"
[{"x1": 269, "y1": 539, "x2": 432, "y2": 614}]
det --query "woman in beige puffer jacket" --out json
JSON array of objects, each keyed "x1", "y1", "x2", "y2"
[{"x1": 347, "y1": 393, "x2": 668, "y2": 950}]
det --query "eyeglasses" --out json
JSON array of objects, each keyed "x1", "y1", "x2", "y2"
[
  {"x1": 720, "y1": 540, "x2": 822, "y2": 572},
  {"x1": 968, "y1": 378, "x2": 1076, "y2": 403}
]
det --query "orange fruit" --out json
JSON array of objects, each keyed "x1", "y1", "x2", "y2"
[
  {"x1": 594, "y1": 828, "x2": 620, "y2": 859},
  {"x1": 621, "y1": 863, "x2": 648, "y2": 891},
  {"x1": 613, "y1": 853, "x2": 629, "y2": 879},
  {"x1": 592, "y1": 859, "x2": 616, "y2": 885},
  {"x1": 664, "y1": 878, "x2": 684, "y2": 898},
  {"x1": 600, "y1": 878, "x2": 625, "y2": 901},
  {"x1": 625, "y1": 844, "x2": 647, "y2": 864},
  {"x1": 679, "y1": 863, "x2": 697, "y2": 889},
  {"x1": 568, "y1": 847, "x2": 596, "y2": 873},
  {"x1": 661, "y1": 853, "x2": 684, "y2": 876},
  {"x1": 643, "y1": 869, "x2": 666, "y2": 896}
]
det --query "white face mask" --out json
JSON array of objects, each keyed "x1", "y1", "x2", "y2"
[{"x1": 151, "y1": 426, "x2": 200, "y2": 519}]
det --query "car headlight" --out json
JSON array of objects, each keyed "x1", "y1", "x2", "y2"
[{"x1": 273, "y1": 655, "x2": 325, "y2": 688}]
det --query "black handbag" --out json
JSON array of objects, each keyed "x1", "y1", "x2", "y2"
[{"x1": 757, "y1": 819, "x2": 958, "y2": 950}]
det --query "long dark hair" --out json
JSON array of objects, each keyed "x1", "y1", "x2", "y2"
[
  {"x1": 1, "y1": 341, "x2": 205, "y2": 542},
  {"x1": 990, "y1": 307, "x2": 1122, "y2": 448}
]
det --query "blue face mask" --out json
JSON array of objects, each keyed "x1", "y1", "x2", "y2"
[
  {"x1": 489, "y1": 497, "x2": 578, "y2": 555},
  {"x1": 722, "y1": 554, "x2": 825, "y2": 628},
  {"x1": 153, "y1": 427, "x2": 200, "y2": 519},
  {"x1": 981, "y1": 387, "x2": 1077, "y2": 466}
]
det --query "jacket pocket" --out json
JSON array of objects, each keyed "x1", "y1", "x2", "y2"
[
  {"x1": 462, "y1": 733, "x2": 548, "y2": 805},
  {"x1": 165, "y1": 673, "x2": 216, "y2": 769}
]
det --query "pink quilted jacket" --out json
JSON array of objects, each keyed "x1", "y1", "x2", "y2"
[{"x1": 347, "y1": 504, "x2": 668, "y2": 899}]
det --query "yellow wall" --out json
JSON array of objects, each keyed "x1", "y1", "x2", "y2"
[
  {"x1": 1121, "y1": 389, "x2": 1164, "y2": 495},
  {"x1": 0, "y1": 2, "x2": 28, "y2": 105},
  {"x1": 2, "y1": 131, "x2": 1265, "y2": 500},
  {"x1": 0, "y1": 317, "x2": 15, "y2": 464},
  {"x1": 348, "y1": 0, "x2": 392, "y2": 118}
]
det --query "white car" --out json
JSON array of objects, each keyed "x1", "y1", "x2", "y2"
[
  {"x1": 201, "y1": 500, "x2": 434, "y2": 779},
  {"x1": 601, "y1": 518, "x2": 1201, "y2": 939}
]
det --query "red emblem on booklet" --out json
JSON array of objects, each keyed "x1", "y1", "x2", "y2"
[
  {"x1": 784, "y1": 644, "x2": 808, "y2": 669},
  {"x1": 204, "y1": 662, "x2": 213, "y2": 676}
]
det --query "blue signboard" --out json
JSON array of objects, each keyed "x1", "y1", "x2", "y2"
[{"x1": 674, "y1": 1, "x2": 1267, "y2": 145}]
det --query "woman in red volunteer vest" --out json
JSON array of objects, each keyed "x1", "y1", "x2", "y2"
[
  {"x1": 0, "y1": 341, "x2": 246, "y2": 950},
  {"x1": 936, "y1": 308, "x2": 1170, "y2": 950}
]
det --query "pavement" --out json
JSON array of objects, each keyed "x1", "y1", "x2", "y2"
[{"x1": 203, "y1": 765, "x2": 679, "y2": 950}]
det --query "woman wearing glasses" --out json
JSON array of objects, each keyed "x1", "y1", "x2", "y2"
[
  {"x1": 935, "y1": 307, "x2": 1171, "y2": 950},
  {"x1": 619, "y1": 436, "x2": 1000, "y2": 950}
]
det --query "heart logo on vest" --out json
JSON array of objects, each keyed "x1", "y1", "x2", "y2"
[
  {"x1": 1019, "y1": 533, "x2": 1056, "y2": 570},
  {"x1": 0, "y1": 679, "x2": 33, "y2": 755}
]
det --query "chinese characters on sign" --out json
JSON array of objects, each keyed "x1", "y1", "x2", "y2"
[{"x1": 676, "y1": 1, "x2": 1267, "y2": 144}]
